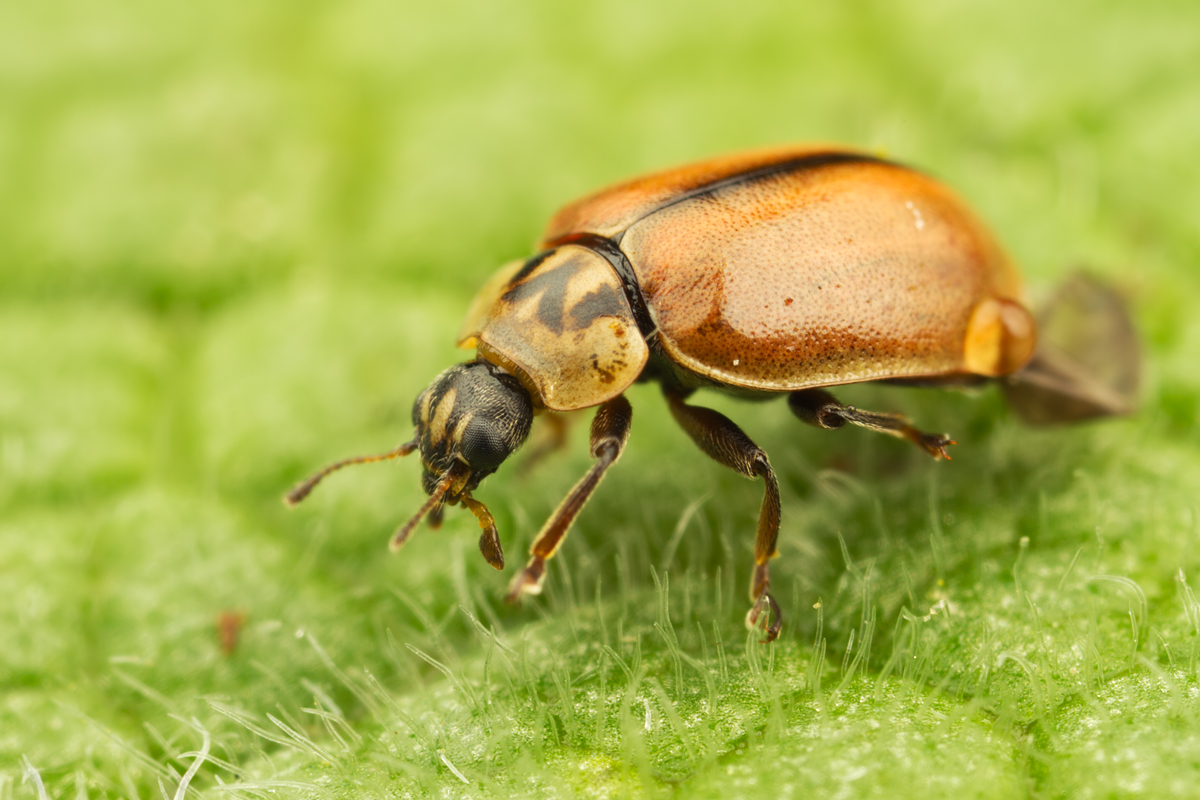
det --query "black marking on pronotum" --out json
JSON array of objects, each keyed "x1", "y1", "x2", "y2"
[
  {"x1": 507, "y1": 249, "x2": 557, "y2": 289},
  {"x1": 544, "y1": 233, "x2": 657, "y2": 341},
  {"x1": 499, "y1": 255, "x2": 624, "y2": 337},
  {"x1": 567, "y1": 282, "x2": 625, "y2": 333},
  {"x1": 502, "y1": 260, "x2": 573, "y2": 334}
]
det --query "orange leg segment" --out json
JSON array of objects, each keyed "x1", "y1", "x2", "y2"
[{"x1": 507, "y1": 395, "x2": 633, "y2": 602}]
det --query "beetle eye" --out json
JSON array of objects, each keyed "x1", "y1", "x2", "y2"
[{"x1": 459, "y1": 420, "x2": 512, "y2": 473}]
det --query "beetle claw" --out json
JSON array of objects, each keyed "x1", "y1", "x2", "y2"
[
  {"x1": 506, "y1": 557, "x2": 546, "y2": 603},
  {"x1": 918, "y1": 434, "x2": 956, "y2": 460},
  {"x1": 745, "y1": 592, "x2": 782, "y2": 643}
]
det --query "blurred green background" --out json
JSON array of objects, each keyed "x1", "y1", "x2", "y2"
[{"x1": 3, "y1": 1, "x2": 1200, "y2": 797}]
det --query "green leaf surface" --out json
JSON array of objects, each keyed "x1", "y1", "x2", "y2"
[{"x1": 4, "y1": 1, "x2": 1200, "y2": 798}]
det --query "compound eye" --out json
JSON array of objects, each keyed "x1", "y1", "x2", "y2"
[{"x1": 459, "y1": 418, "x2": 512, "y2": 473}]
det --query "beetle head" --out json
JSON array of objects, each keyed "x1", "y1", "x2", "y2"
[
  {"x1": 411, "y1": 360, "x2": 533, "y2": 504},
  {"x1": 284, "y1": 359, "x2": 532, "y2": 560}
]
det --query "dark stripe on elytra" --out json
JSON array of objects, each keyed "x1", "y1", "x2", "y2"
[
  {"x1": 622, "y1": 151, "x2": 897, "y2": 233},
  {"x1": 540, "y1": 233, "x2": 657, "y2": 340},
  {"x1": 542, "y1": 152, "x2": 901, "y2": 341}
]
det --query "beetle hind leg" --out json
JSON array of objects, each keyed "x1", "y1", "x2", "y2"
[
  {"x1": 788, "y1": 389, "x2": 954, "y2": 459},
  {"x1": 665, "y1": 391, "x2": 783, "y2": 643}
]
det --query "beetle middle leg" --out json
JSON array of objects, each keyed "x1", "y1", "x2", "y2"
[
  {"x1": 664, "y1": 391, "x2": 783, "y2": 643},
  {"x1": 788, "y1": 388, "x2": 955, "y2": 459},
  {"x1": 507, "y1": 395, "x2": 633, "y2": 602}
]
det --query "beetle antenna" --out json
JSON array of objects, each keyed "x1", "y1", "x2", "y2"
[
  {"x1": 389, "y1": 462, "x2": 467, "y2": 552},
  {"x1": 284, "y1": 440, "x2": 417, "y2": 506}
]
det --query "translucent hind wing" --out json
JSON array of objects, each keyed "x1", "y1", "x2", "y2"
[{"x1": 1004, "y1": 273, "x2": 1140, "y2": 424}]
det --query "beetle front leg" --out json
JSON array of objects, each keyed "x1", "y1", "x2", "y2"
[
  {"x1": 665, "y1": 391, "x2": 783, "y2": 643},
  {"x1": 788, "y1": 389, "x2": 955, "y2": 459},
  {"x1": 507, "y1": 395, "x2": 633, "y2": 602}
]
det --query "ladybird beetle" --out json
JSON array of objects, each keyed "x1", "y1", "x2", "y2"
[{"x1": 287, "y1": 145, "x2": 1137, "y2": 642}]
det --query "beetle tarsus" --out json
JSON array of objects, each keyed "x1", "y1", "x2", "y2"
[
  {"x1": 667, "y1": 391, "x2": 784, "y2": 642},
  {"x1": 750, "y1": 562, "x2": 771, "y2": 601},
  {"x1": 789, "y1": 389, "x2": 955, "y2": 460},
  {"x1": 914, "y1": 433, "x2": 956, "y2": 460},
  {"x1": 749, "y1": 543, "x2": 783, "y2": 643},
  {"x1": 746, "y1": 591, "x2": 782, "y2": 643},
  {"x1": 506, "y1": 557, "x2": 545, "y2": 602}
]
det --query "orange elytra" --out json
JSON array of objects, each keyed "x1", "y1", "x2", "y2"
[{"x1": 287, "y1": 144, "x2": 1137, "y2": 642}]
